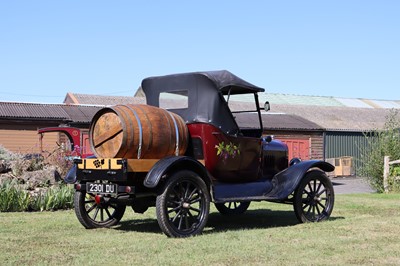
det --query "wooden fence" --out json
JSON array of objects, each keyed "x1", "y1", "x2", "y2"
[{"x1": 383, "y1": 156, "x2": 400, "y2": 193}]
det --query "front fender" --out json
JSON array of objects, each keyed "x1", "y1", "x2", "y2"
[
  {"x1": 143, "y1": 156, "x2": 209, "y2": 188},
  {"x1": 266, "y1": 160, "x2": 334, "y2": 200}
]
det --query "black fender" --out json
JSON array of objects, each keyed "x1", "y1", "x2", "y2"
[
  {"x1": 65, "y1": 155, "x2": 96, "y2": 184},
  {"x1": 64, "y1": 164, "x2": 77, "y2": 184},
  {"x1": 266, "y1": 160, "x2": 334, "y2": 200},
  {"x1": 143, "y1": 156, "x2": 210, "y2": 189}
]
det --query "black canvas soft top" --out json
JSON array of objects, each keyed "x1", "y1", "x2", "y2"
[
  {"x1": 197, "y1": 70, "x2": 264, "y2": 94},
  {"x1": 141, "y1": 70, "x2": 264, "y2": 135}
]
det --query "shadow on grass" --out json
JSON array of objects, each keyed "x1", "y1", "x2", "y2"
[
  {"x1": 114, "y1": 217, "x2": 161, "y2": 234},
  {"x1": 113, "y1": 209, "x2": 345, "y2": 235}
]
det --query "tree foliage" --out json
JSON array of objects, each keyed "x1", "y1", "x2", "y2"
[{"x1": 359, "y1": 109, "x2": 400, "y2": 192}]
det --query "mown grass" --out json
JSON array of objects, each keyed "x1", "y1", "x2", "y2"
[{"x1": 1, "y1": 193, "x2": 400, "y2": 265}]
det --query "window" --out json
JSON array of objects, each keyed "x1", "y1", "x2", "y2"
[{"x1": 159, "y1": 90, "x2": 188, "y2": 110}]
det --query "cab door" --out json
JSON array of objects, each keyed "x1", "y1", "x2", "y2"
[{"x1": 213, "y1": 132, "x2": 262, "y2": 182}]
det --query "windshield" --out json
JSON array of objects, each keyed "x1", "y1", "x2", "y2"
[{"x1": 224, "y1": 92, "x2": 263, "y2": 137}]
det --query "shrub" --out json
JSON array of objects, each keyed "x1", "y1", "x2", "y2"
[
  {"x1": 0, "y1": 145, "x2": 16, "y2": 161},
  {"x1": 44, "y1": 148, "x2": 74, "y2": 178},
  {"x1": 0, "y1": 180, "x2": 74, "y2": 212},
  {"x1": 0, "y1": 144, "x2": 76, "y2": 212},
  {"x1": 30, "y1": 184, "x2": 74, "y2": 211},
  {"x1": 25, "y1": 154, "x2": 45, "y2": 172},
  {"x1": 359, "y1": 109, "x2": 400, "y2": 192},
  {"x1": 0, "y1": 179, "x2": 30, "y2": 212}
]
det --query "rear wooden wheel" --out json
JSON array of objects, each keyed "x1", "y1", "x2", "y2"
[{"x1": 74, "y1": 188, "x2": 126, "y2": 229}]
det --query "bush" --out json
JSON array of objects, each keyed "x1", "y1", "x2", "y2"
[
  {"x1": 0, "y1": 179, "x2": 30, "y2": 212},
  {"x1": 0, "y1": 145, "x2": 16, "y2": 161},
  {"x1": 44, "y1": 148, "x2": 74, "y2": 178},
  {"x1": 30, "y1": 184, "x2": 74, "y2": 211},
  {"x1": 0, "y1": 144, "x2": 76, "y2": 212},
  {"x1": 359, "y1": 109, "x2": 400, "y2": 192}
]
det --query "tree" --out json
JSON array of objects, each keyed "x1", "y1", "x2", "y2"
[{"x1": 359, "y1": 109, "x2": 400, "y2": 192}]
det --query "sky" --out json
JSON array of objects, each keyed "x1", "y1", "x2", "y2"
[{"x1": 0, "y1": 1, "x2": 399, "y2": 103}]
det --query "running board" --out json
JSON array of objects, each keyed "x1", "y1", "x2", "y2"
[{"x1": 213, "y1": 179, "x2": 273, "y2": 203}]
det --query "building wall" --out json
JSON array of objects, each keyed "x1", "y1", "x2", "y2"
[
  {"x1": 263, "y1": 130, "x2": 324, "y2": 161},
  {"x1": 324, "y1": 131, "x2": 371, "y2": 175},
  {"x1": 0, "y1": 123, "x2": 60, "y2": 154}
]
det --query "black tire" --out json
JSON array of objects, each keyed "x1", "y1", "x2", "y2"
[
  {"x1": 293, "y1": 170, "x2": 335, "y2": 223},
  {"x1": 215, "y1": 201, "x2": 250, "y2": 215},
  {"x1": 156, "y1": 170, "x2": 210, "y2": 237},
  {"x1": 74, "y1": 189, "x2": 126, "y2": 229}
]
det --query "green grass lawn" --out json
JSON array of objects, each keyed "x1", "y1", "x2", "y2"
[{"x1": 1, "y1": 193, "x2": 400, "y2": 265}]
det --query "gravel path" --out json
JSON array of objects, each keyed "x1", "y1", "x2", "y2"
[{"x1": 332, "y1": 177, "x2": 376, "y2": 194}]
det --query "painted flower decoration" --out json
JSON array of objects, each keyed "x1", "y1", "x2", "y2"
[{"x1": 215, "y1": 142, "x2": 240, "y2": 160}]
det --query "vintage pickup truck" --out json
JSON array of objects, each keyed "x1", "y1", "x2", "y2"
[{"x1": 72, "y1": 70, "x2": 335, "y2": 237}]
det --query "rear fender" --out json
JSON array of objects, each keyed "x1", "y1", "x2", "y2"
[
  {"x1": 67, "y1": 155, "x2": 96, "y2": 184},
  {"x1": 143, "y1": 156, "x2": 210, "y2": 189},
  {"x1": 267, "y1": 160, "x2": 334, "y2": 200}
]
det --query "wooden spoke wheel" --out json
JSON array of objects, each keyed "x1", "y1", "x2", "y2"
[
  {"x1": 156, "y1": 170, "x2": 210, "y2": 237},
  {"x1": 293, "y1": 170, "x2": 335, "y2": 223},
  {"x1": 74, "y1": 188, "x2": 126, "y2": 229}
]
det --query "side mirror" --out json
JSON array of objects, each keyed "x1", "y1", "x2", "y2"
[{"x1": 264, "y1": 101, "x2": 270, "y2": 112}]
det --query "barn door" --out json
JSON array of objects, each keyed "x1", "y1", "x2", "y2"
[{"x1": 281, "y1": 138, "x2": 310, "y2": 160}]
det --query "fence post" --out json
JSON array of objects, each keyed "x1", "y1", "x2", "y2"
[{"x1": 383, "y1": 156, "x2": 389, "y2": 193}]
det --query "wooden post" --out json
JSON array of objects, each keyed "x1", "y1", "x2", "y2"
[{"x1": 383, "y1": 156, "x2": 390, "y2": 193}]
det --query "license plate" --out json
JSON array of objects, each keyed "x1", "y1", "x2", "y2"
[{"x1": 86, "y1": 183, "x2": 118, "y2": 194}]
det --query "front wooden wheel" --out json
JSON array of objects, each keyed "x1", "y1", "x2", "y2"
[{"x1": 293, "y1": 170, "x2": 335, "y2": 223}]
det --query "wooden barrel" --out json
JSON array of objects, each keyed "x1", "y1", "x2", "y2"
[{"x1": 89, "y1": 104, "x2": 188, "y2": 159}]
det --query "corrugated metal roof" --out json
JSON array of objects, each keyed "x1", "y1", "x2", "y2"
[
  {"x1": 263, "y1": 113, "x2": 323, "y2": 131},
  {"x1": 261, "y1": 93, "x2": 344, "y2": 107},
  {"x1": 66, "y1": 92, "x2": 400, "y2": 109},
  {"x1": 236, "y1": 113, "x2": 323, "y2": 131},
  {"x1": 336, "y1": 98, "x2": 373, "y2": 108},
  {"x1": 230, "y1": 92, "x2": 400, "y2": 109},
  {"x1": 67, "y1": 93, "x2": 143, "y2": 106},
  {"x1": 0, "y1": 102, "x2": 69, "y2": 120},
  {"x1": 0, "y1": 102, "x2": 103, "y2": 124},
  {"x1": 365, "y1": 99, "x2": 400, "y2": 109},
  {"x1": 2, "y1": 90, "x2": 398, "y2": 132},
  {"x1": 271, "y1": 104, "x2": 394, "y2": 131},
  {"x1": 61, "y1": 105, "x2": 102, "y2": 123}
]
